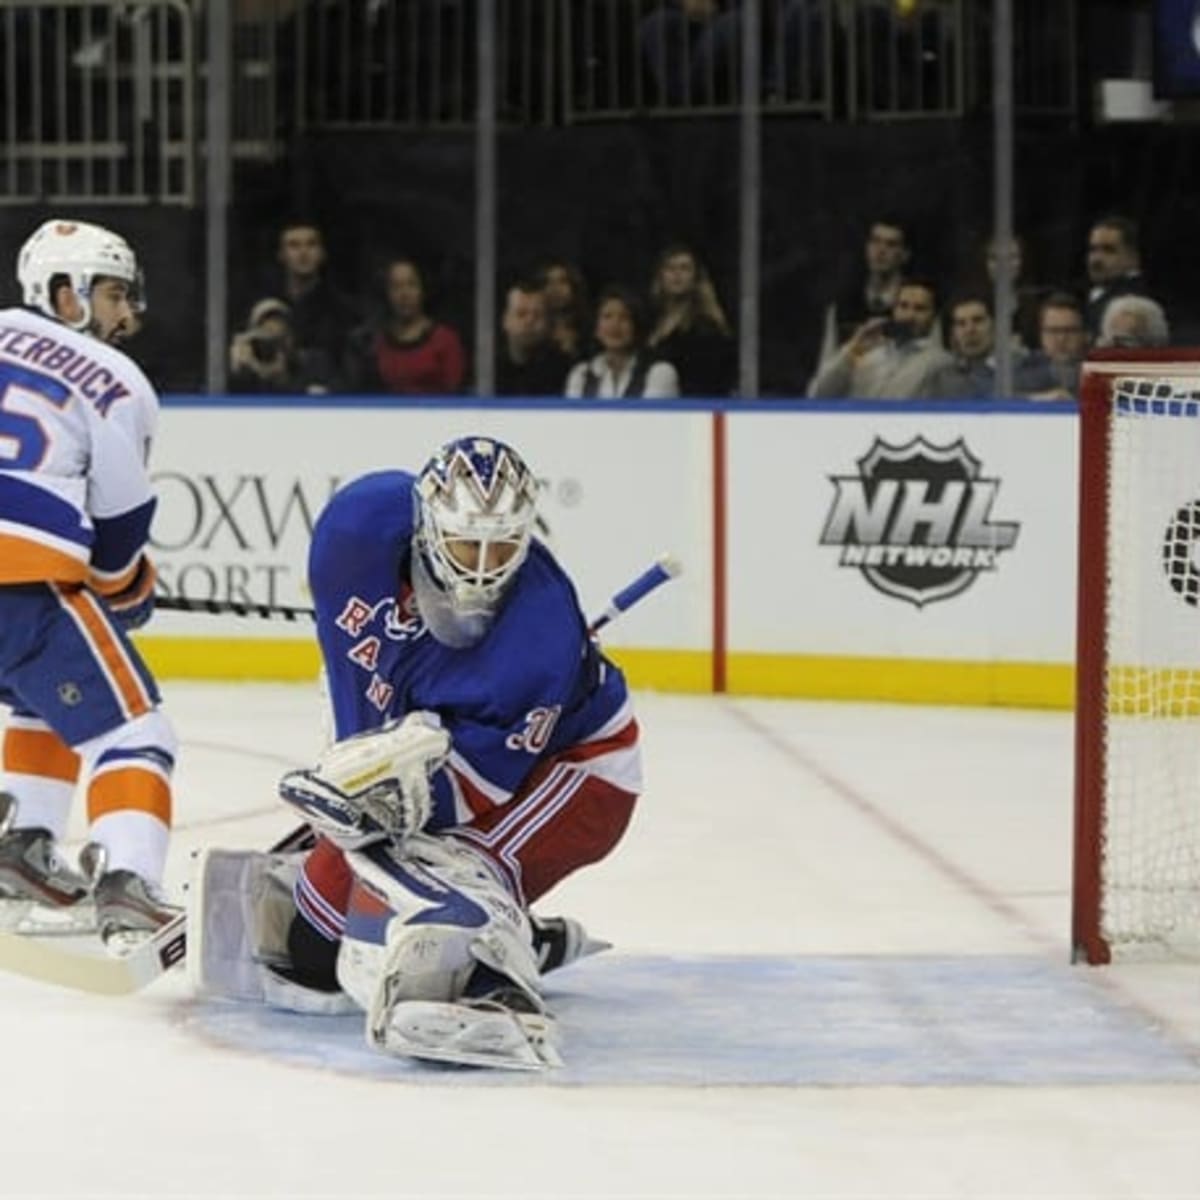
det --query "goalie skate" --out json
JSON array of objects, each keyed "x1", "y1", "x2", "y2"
[
  {"x1": 530, "y1": 913, "x2": 611, "y2": 972},
  {"x1": 371, "y1": 993, "x2": 563, "y2": 1071}
]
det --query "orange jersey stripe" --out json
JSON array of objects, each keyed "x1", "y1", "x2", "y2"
[
  {"x1": 87, "y1": 556, "x2": 150, "y2": 598},
  {"x1": 87, "y1": 767, "x2": 172, "y2": 825},
  {"x1": 2, "y1": 727, "x2": 81, "y2": 783},
  {"x1": 58, "y1": 587, "x2": 152, "y2": 718},
  {"x1": 0, "y1": 532, "x2": 88, "y2": 584}
]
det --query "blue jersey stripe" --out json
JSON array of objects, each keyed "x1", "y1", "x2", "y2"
[
  {"x1": 91, "y1": 499, "x2": 156, "y2": 574},
  {"x1": 0, "y1": 474, "x2": 92, "y2": 548}
]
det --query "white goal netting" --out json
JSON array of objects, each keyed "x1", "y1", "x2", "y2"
[{"x1": 1103, "y1": 374, "x2": 1200, "y2": 957}]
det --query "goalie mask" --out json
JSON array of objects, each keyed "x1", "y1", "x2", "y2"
[
  {"x1": 17, "y1": 219, "x2": 145, "y2": 336},
  {"x1": 412, "y1": 436, "x2": 539, "y2": 648}
]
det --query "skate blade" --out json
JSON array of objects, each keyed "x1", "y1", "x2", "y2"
[
  {"x1": 375, "y1": 1000, "x2": 563, "y2": 1071},
  {"x1": 0, "y1": 899, "x2": 97, "y2": 937},
  {"x1": 103, "y1": 925, "x2": 178, "y2": 958}
]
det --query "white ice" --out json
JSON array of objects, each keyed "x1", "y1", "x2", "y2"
[{"x1": 5, "y1": 684, "x2": 1200, "y2": 1199}]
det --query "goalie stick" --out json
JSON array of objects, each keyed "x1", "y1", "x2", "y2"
[
  {"x1": 156, "y1": 595, "x2": 313, "y2": 620},
  {"x1": 155, "y1": 553, "x2": 683, "y2": 629},
  {"x1": 587, "y1": 554, "x2": 680, "y2": 634}
]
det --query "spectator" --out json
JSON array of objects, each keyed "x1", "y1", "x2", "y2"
[
  {"x1": 1096, "y1": 294, "x2": 1171, "y2": 349},
  {"x1": 536, "y1": 258, "x2": 590, "y2": 361},
  {"x1": 249, "y1": 219, "x2": 358, "y2": 376},
  {"x1": 566, "y1": 285, "x2": 680, "y2": 398},
  {"x1": 1013, "y1": 292, "x2": 1089, "y2": 400},
  {"x1": 927, "y1": 293, "x2": 1020, "y2": 399},
  {"x1": 344, "y1": 257, "x2": 467, "y2": 395},
  {"x1": 646, "y1": 243, "x2": 736, "y2": 396},
  {"x1": 807, "y1": 277, "x2": 951, "y2": 399},
  {"x1": 815, "y1": 218, "x2": 913, "y2": 372},
  {"x1": 228, "y1": 298, "x2": 338, "y2": 395},
  {"x1": 495, "y1": 280, "x2": 571, "y2": 396},
  {"x1": 1084, "y1": 215, "x2": 1153, "y2": 338}
]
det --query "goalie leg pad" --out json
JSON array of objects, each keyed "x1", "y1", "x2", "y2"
[
  {"x1": 186, "y1": 847, "x2": 355, "y2": 1015},
  {"x1": 336, "y1": 835, "x2": 553, "y2": 1066},
  {"x1": 338, "y1": 835, "x2": 541, "y2": 1003}
]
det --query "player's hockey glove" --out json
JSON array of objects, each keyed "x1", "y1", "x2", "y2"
[
  {"x1": 101, "y1": 555, "x2": 157, "y2": 631},
  {"x1": 278, "y1": 712, "x2": 451, "y2": 851}
]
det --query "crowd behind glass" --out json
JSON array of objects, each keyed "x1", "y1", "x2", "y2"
[{"x1": 222, "y1": 212, "x2": 1158, "y2": 401}]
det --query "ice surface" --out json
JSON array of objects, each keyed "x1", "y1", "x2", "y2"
[{"x1": 4, "y1": 685, "x2": 1200, "y2": 1199}]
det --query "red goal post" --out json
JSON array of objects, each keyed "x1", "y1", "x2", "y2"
[{"x1": 1075, "y1": 348, "x2": 1200, "y2": 964}]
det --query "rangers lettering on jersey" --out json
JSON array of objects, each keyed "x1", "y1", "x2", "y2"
[
  {"x1": 365, "y1": 675, "x2": 394, "y2": 712},
  {"x1": 336, "y1": 597, "x2": 374, "y2": 637},
  {"x1": 348, "y1": 637, "x2": 381, "y2": 671}
]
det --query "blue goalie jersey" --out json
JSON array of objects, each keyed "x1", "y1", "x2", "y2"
[{"x1": 309, "y1": 470, "x2": 635, "y2": 830}]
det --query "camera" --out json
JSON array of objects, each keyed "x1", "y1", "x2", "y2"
[
  {"x1": 879, "y1": 319, "x2": 911, "y2": 340},
  {"x1": 249, "y1": 334, "x2": 283, "y2": 361}
]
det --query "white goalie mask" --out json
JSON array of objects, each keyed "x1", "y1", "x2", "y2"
[
  {"x1": 412, "y1": 436, "x2": 539, "y2": 647},
  {"x1": 17, "y1": 219, "x2": 145, "y2": 333}
]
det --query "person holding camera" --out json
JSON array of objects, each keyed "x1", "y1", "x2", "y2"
[
  {"x1": 228, "y1": 298, "x2": 339, "y2": 395},
  {"x1": 806, "y1": 276, "x2": 952, "y2": 400}
]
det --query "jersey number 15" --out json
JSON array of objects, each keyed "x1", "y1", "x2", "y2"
[{"x1": 0, "y1": 362, "x2": 71, "y2": 470}]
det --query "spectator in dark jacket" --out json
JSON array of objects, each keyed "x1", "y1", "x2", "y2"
[
  {"x1": 1084, "y1": 215, "x2": 1155, "y2": 338},
  {"x1": 242, "y1": 220, "x2": 357, "y2": 383},
  {"x1": 495, "y1": 280, "x2": 571, "y2": 396},
  {"x1": 646, "y1": 243, "x2": 736, "y2": 396}
]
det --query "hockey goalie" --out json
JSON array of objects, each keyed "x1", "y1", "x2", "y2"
[{"x1": 190, "y1": 436, "x2": 642, "y2": 1070}]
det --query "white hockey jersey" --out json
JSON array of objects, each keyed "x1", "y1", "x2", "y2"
[{"x1": 0, "y1": 306, "x2": 158, "y2": 592}]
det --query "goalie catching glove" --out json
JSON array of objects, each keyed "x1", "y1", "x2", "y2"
[{"x1": 278, "y1": 712, "x2": 451, "y2": 850}]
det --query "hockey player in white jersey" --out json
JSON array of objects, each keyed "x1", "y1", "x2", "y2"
[{"x1": 0, "y1": 220, "x2": 180, "y2": 950}]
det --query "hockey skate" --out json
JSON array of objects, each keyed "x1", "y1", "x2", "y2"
[
  {"x1": 530, "y1": 913, "x2": 611, "y2": 973},
  {"x1": 80, "y1": 843, "x2": 182, "y2": 955},
  {"x1": 0, "y1": 793, "x2": 95, "y2": 935}
]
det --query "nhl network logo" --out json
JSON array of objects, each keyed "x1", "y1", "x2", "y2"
[{"x1": 820, "y1": 436, "x2": 1020, "y2": 607}]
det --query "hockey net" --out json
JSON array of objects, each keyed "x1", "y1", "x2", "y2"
[{"x1": 1074, "y1": 350, "x2": 1200, "y2": 963}]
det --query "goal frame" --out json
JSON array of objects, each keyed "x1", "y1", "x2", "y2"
[{"x1": 1073, "y1": 347, "x2": 1200, "y2": 964}]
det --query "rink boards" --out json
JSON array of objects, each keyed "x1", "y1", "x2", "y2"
[{"x1": 139, "y1": 397, "x2": 1085, "y2": 707}]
